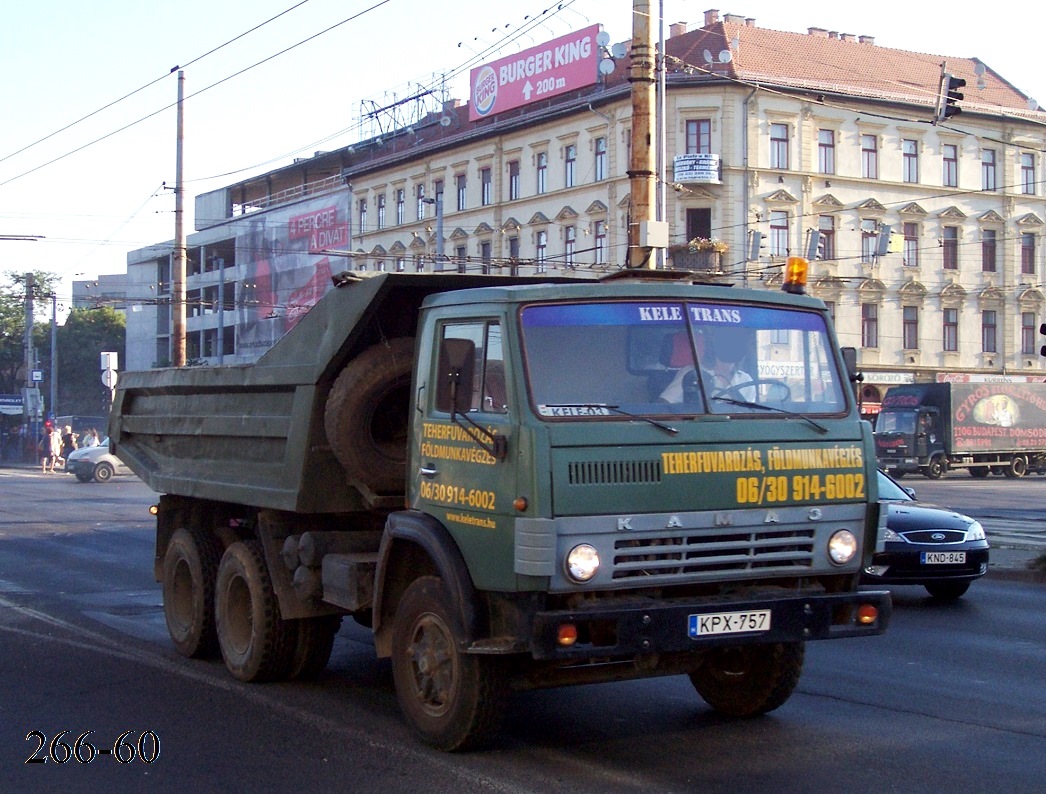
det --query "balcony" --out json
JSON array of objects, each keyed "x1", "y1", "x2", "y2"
[{"x1": 668, "y1": 248, "x2": 723, "y2": 273}]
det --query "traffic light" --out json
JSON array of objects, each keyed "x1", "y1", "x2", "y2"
[
  {"x1": 937, "y1": 73, "x2": 965, "y2": 123},
  {"x1": 1040, "y1": 322, "x2": 1046, "y2": 357},
  {"x1": 748, "y1": 230, "x2": 764, "y2": 261},
  {"x1": 806, "y1": 230, "x2": 823, "y2": 261}
]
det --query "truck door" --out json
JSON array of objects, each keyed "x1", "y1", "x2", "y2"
[
  {"x1": 415, "y1": 319, "x2": 517, "y2": 586},
  {"x1": 914, "y1": 409, "x2": 940, "y2": 460}
]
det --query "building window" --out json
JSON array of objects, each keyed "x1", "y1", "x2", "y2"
[
  {"x1": 818, "y1": 215, "x2": 835, "y2": 260},
  {"x1": 479, "y1": 240, "x2": 492, "y2": 272},
  {"x1": 769, "y1": 210, "x2": 788, "y2": 257},
  {"x1": 943, "y1": 308, "x2": 959, "y2": 352},
  {"x1": 982, "y1": 310, "x2": 998, "y2": 353},
  {"x1": 536, "y1": 152, "x2": 548, "y2": 194},
  {"x1": 686, "y1": 119, "x2": 711, "y2": 154},
  {"x1": 903, "y1": 222, "x2": 919, "y2": 267},
  {"x1": 594, "y1": 137, "x2": 607, "y2": 181},
  {"x1": 861, "y1": 134, "x2": 878, "y2": 179},
  {"x1": 375, "y1": 194, "x2": 385, "y2": 229},
  {"x1": 861, "y1": 303, "x2": 878, "y2": 348},
  {"x1": 818, "y1": 129, "x2": 835, "y2": 174},
  {"x1": 565, "y1": 145, "x2": 577, "y2": 187},
  {"x1": 1022, "y1": 312, "x2": 1037, "y2": 355},
  {"x1": 860, "y1": 219, "x2": 878, "y2": 263},
  {"x1": 1022, "y1": 233, "x2": 1036, "y2": 275},
  {"x1": 565, "y1": 225, "x2": 576, "y2": 267},
  {"x1": 594, "y1": 220, "x2": 607, "y2": 264},
  {"x1": 508, "y1": 235, "x2": 520, "y2": 261},
  {"x1": 982, "y1": 149, "x2": 997, "y2": 191},
  {"x1": 943, "y1": 144, "x2": 958, "y2": 187},
  {"x1": 1022, "y1": 153, "x2": 1036, "y2": 195},
  {"x1": 982, "y1": 229, "x2": 997, "y2": 272},
  {"x1": 943, "y1": 226, "x2": 958, "y2": 270},
  {"x1": 508, "y1": 160, "x2": 520, "y2": 200},
  {"x1": 902, "y1": 139, "x2": 919, "y2": 183},
  {"x1": 770, "y1": 123, "x2": 789, "y2": 169},
  {"x1": 416, "y1": 184, "x2": 425, "y2": 219},
  {"x1": 395, "y1": 256, "x2": 405, "y2": 272},
  {"x1": 358, "y1": 198, "x2": 367, "y2": 232},
  {"x1": 396, "y1": 189, "x2": 405, "y2": 225},
  {"x1": 535, "y1": 230, "x2": 548, "y2": 272},
  {"x1": 434, "y1": 179, "x2": 444, "y2": 205},
  {"x1": 480, "y1": 167, "x2": 492, "y2": 206},
  {"x1": 455, "y1": 174, "x2": 467, "y2": 211},
  {"x1": 902, "y1": 306, "x2": 919, "y2": 350}
]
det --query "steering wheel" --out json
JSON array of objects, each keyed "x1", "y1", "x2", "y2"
[{"x1": 712, "y1": 378, "x2": 791, "y2": 404}]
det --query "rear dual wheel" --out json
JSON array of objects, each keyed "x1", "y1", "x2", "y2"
[{"x1": 163, "y1": 527, "x2": 222, "y2": 658}]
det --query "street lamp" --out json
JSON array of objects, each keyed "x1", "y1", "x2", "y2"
[{"x1": 421, "y1": 196, "x2": 445, "y2": 270}]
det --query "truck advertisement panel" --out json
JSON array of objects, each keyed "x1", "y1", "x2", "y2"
[
  {"x1": 469, "y1": 24, "x2": 600, "y2": 121},
  {"x1": 950, "y1": 382, "x2": 1046, "y2": 452},
  {"x1": 235, "y1": 192, "x2": 349, "y2": 358}
]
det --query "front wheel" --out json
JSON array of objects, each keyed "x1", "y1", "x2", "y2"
[
  {"x1": 924, "y1": 456, "x2": 946, "y2": 480},
  {"x1": 391, "y1": 577, "x2": 507, "y2": 751},
  {"x1": 93, "y1": 461, "x2": 115, "y2": 483},
  {"x1": 689, "y1": 642, "x2": 804, "y2": 717},
  {"x1": 925, "y1": 581, "x2": 971, "y2": 600}
]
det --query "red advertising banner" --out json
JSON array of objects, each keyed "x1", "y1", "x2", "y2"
[{"x1": 469, "y1": 24, "x2": 601, "y2": 121}]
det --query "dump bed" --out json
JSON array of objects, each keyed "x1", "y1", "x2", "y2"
[{"x1": 110, "y1": 271, "x2": 571, "y2": 513}]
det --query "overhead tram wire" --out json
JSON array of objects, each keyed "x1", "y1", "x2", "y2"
[
  {"x1": 0, "y1": 0, "x2": 391, "y2": 189},
  {"x1": 0, "y1": 0, "x2": 315, "y2": 168}
]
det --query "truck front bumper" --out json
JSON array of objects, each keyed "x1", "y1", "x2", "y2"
[{"x1": 528, "y1": 589, "x2": 891, "y2": 661}]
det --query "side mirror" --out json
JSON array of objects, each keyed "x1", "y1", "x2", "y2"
[
  {"x1": 841, "y1": 347, "x2": 862, "y2": 383},
  {"x1": 435, "y1": 337, "x2": 475, "y2": 415}
]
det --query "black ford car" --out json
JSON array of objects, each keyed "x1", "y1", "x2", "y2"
[{"x1": 862, "y1": 470, "x2": 990, "y2": 600}]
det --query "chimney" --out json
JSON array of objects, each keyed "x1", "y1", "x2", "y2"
[
  {"x1": 723, "y1": 13, "x2": 745, "y2": 24},
  {"x1": 808, "y1": 27, "x2": 828, "y2": 38},
  {"x1": 745, "y1": 18, "x2": 756, "y2": 27},
  {"x1": 841, "y1": 33, "x2": 856, "y2": 42},
  {"x1": 443, "y1": 99, "x2": 461, "y2": 112},
  {"x1": 828, "y1": 31, "x2": 839, "y2": 39},
  {"x1": 704, "y1": 9, "x2": 719, "y2": 26},
  {"x1": 859, "y1": 35, "x2": 875, "y2": 45},
  {"x1": 670, "y1": 21, "x2": 687, "y2": 37}
]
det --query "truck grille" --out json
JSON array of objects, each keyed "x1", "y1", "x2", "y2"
[
  {"x1": 612, "y1": 528, "x2": 815, "y2": 580},
  {"x1": 568, "y1": 459, "x2": 662, "y2": 485}
]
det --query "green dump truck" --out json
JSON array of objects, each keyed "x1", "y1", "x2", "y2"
[{"x1": 110, "y1": 270, "x2": 890, "y2": 750}]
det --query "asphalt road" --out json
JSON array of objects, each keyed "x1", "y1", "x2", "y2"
[{"x1": 1, "y1": 469, "x2": 1044, "y2": 792}]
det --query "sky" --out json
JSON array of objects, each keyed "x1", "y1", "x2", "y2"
[{"x1": 1, "y1": 0, "x2": 1043, "y2": 316}]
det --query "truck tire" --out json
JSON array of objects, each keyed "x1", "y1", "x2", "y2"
[
  {"x1": 1004, "y1": 456, "x2": 1028, "y2": 479},
  {"x1": 689, "y1": 642, "x2": 804, "y2": 717},
  {"x1": 325, "y1": 337, "x2": 415, "y2": 494},
  {"x1": 924, "y1": 456, "x2": 946, "y2": 480},
  {"x1": 969, "y1": 466, "x2": 990, "y2": 478},
  {"x1": 215, "y1": 540, "x2": 293, "y2": 682},
  {"x1": 285, "y1": 615, "x2": 342, "y2": 679},
  {"x1": 391, "y1": 576, "x2": 507, "y2": 751},
  {"x1": 163, "y1": 527, "x2": 222, "y2": 658},
  {"x1": 925, "y1": 581, "x2": 970, "y2": 600}
]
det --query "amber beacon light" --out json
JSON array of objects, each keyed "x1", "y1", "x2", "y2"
[{"x1": 782, "y1": 256, "x2": 809, "y2": 295}]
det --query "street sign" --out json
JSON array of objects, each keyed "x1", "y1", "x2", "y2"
[
  {"x1": 102, "y1": 369, "x2": 118, "y2": 390},
  {"x1": 31, "y1": 369, "x2": 43, "y2": 382}
]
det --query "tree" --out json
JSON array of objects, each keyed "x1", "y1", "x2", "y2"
[
  {"x1": 0, "y1": 270, "x2": 60, "y2": 395},
  {"x1": 51, "y1": 307, "x2": 126, "y2": 417}
]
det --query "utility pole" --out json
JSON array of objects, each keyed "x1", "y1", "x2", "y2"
[
  {"x1": 50, "y1": 292, "x2": 57, "y2": 422},
  {"x1": 172, "y1": 70, "x2": 187, "y2": 366},
  {"x1": 23, "y1": 273, "x2": 34, "y2": 391},
  {"x1": 627, "y1": 0, "x2": 667, "y2": 268}
]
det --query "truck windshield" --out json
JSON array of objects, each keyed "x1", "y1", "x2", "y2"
[
  {"x1": 875, "y1": 412, "x2": 916, "y2": 434},
  {"x1": 520, "y1": 300, "x2": 848, "y2": 419}
]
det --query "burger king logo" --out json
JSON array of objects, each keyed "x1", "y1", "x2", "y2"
[{"x1": 472, "y1": 65, "x2": 498, "y2": 117}]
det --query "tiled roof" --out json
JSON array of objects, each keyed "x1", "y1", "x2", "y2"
[{"x1": 662, "y1": 18, "x2": 1043, "y2": 120}]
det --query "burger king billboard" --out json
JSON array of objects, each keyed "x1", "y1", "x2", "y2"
[{"x1": 469, "y1": 24, "x2": 601, "y2": 121}]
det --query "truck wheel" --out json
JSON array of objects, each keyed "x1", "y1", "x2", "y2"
[
  {"x1": 689, "y1": 642, "x2": 804, "y2": 717},
  {"x1": 969, "y1": 466, "x2": 990, "y2": 479},
  {"x1": 925, "y1": 581, "x2": 970, "y2": 600},
  {"x1": 1004, "y1": 456, "x2": 1028, "y2": 478},
  {"x1": 93, "y1": 461, "x2": 115, "y2": 483},
  {"x1": 163, "y1": 527, "x2": 222, "y2": 658},
  {"x1": 924, "y1": 456, "x2": 946, "y2": 480},
  {"x1": 215, "y1": 540, "x2": 293, "y2": 682},
  {"x1": 325, "y1": 337, "x2": 415, "y2": 494},
  {"x1": 285, "y1": 615, "x2": 342, "y2": 679},
  {"x1": 391, "y1": 576, "x2": 507, "y2": 751},
  {"x1": 887, "y1": 469, "x2": 905, "y2": 480}
]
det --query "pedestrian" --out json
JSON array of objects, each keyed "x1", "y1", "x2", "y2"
[
  {"x1": 40, "y1": 425, "x2": 62, "y2": 473},
  {"x1": 82, "y1": 429, "x2": 100, "y2": 448},
  {"x1": 59, "y1": 425, "x2": 78, "y2": 469}
]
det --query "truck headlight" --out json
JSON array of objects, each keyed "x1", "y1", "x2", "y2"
[
  {"x1": 828, "y1": 530, "x2": 858, "y2": 565},
  {"x1": 565, "y1": 544, "x2": 600, "y2": 583}
]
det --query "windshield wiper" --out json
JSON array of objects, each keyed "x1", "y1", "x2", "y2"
[
  {"x1": 543, "y1": 404, "x2": 678, "y2": 435},
  {"x1": 712, "y1": 397, "x2": 828, "y2": 435}
]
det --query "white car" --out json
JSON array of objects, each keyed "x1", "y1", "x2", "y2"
[{"x1": 65, "y1": 439, "x2": 132, "y2": 483}]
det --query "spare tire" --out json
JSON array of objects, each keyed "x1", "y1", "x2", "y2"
[{"x1": 325, "y1": 337, "x2": 415, "y2": 494}]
